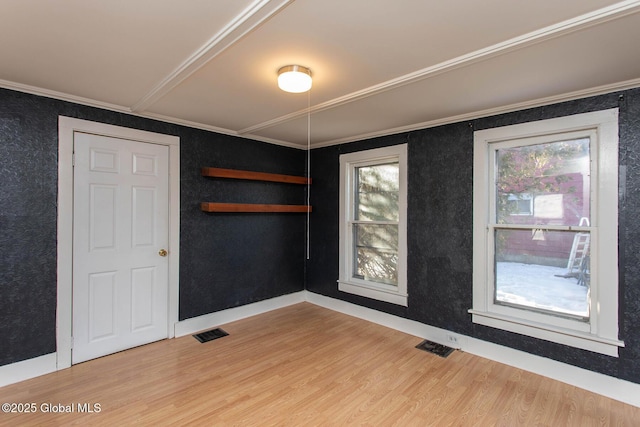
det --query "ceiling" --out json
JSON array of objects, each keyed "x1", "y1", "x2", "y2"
[{"x1": 2, "y1": 0, "x2": 640, "y2": 149}]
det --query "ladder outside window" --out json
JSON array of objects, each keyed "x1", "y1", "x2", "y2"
[{"x1": 566, "y1": 217, "x2": 590, "y2": 286}]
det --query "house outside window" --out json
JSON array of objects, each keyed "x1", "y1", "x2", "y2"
[
  {"x1": 338, "y1": 144, "x2": 407, "y2": 306},
  {"x1": 471, "y1": 109, "x2": 623, "y2": 356}
]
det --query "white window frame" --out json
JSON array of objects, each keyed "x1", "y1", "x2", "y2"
[
  {"x1": 338, "y1": 144, "x2": 408, "y2": 306},
  {"x1": 471, "y1": 109, "x2": 624, "y2": 357}
]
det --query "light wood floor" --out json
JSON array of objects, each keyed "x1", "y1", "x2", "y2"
[{"x1": 1, "y1": 303, "x2": 638, "y2": 426}]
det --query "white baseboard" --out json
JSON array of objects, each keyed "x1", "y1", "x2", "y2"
[
  {"x1": 3, "y1": 290, "x2": 639, "y2": 409},
  {"x1": 305, "y1": 291, "x2": 640, "y2": 408},
  {"x1": 0, "y1": 353, "x2": 57, "y2": 388},
  {"x1": 465, "y1": 335, "x2": 640, "y2": 408},
  {"x1": 174, "y1": 291, "x2": 307, "y2": 337}
]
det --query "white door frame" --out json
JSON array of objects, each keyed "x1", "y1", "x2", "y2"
[{"x1": 57, "y1": 116, "x2": 180, "y2": 369}]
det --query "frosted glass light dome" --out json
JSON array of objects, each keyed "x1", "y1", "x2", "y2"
[{"x1": 277, "y1": 65, "x2": 312, "y2": 93}]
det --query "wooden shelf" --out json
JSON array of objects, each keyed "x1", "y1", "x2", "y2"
[
  {"x1": 201, "y1": 202, "x2": 312, "y2": 213},
  {"x1": 201, "y1": 167, "x2": 311, "y2": 185},
  {"x1": 200, "y1": 167, "x2": 311, "y2": 214}
]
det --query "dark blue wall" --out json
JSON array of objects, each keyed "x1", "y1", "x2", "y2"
[
  {"x1": 0, "y1": 88, "x2": 307, "y2": 366},
  {"x1": 307, "y1": 87, "x2": 640, "y2": 385}
]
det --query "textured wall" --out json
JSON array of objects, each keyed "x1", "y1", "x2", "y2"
[
  {"x1": 0, "y1": 88, "x2": 307, "y2": 366},
  {"x1": 0, "y1": 105, "x2": 58, "y2": 366},
  {"x1": 307, "y1": 87, "x2": 640, "y2": 384},
  {"x1": 179, "y1": 128, "x2": 307, "y2": 318}
]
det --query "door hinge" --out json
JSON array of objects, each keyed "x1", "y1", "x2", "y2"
[
  {"x1": 70, "y1": 336, "x2": 74, "y2": 349},
  {"x1": 72, "y1": 152, "x2": 75, "y2": 167}
]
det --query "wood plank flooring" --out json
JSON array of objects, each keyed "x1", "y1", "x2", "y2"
[{"x1": 1, "y1": 303, "x2": 638, "y2": 426}]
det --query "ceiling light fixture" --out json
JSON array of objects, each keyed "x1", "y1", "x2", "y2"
[{"x1": 277, "y1": 65, "x2": 312, "y2": 93}]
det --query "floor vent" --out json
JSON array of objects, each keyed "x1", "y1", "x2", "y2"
[
  {"x1": 415, "y1": 339, "x2": 454, "y2": 358},
  {"x1": 193, "y1": 328, "x2": 229, "y2": 343}
]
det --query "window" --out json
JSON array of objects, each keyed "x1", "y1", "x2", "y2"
[
  {"x1": 471, "y1": 109, "x2": 623, "y2": 356},
  {"x1": 505, "y1": 193, "x2": 533, "y2": 215},
  {"x1": 339, "y1": 144, "x2": 408, "y2": 306}
]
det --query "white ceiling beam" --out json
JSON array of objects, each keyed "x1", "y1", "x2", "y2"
[{"x1": 130, "y1": 0, "x2": 295, "y2": 113}]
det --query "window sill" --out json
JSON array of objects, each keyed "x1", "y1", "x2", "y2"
[
  {"x1": 469, "y1": 309, "x2": 624, "y2": 357},
  {"x1": 338, "y1": 280, "x2": 408, "y2": 306}
]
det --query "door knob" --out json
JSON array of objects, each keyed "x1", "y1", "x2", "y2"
[{"x1": 158, "y1": 249, "x2": 168, "y2": 257}]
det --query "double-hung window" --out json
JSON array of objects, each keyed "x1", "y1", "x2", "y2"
[
  {"x1": 338, "y1": 144, "x2": 408, "y2": 306},
  {"x1": 471, "y1": 109, "x2": 623, "y2": 356}
]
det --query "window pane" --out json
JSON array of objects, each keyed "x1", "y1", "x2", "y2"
[
  {"x1": 356, "y1": 163, "x2": 399, "y2": 221},
  {"x1": 496, "y1": 138, "x2": 590, "y2": 226},
  {"x1": 353, "y1": 224, "x2": 398, "y2": 285},
  {"x1": 506, "y1": 193, "x2": 533, "y2": 215},
  {"x1": 494, "y1": 228, "x2": 590, "y2": 319}
]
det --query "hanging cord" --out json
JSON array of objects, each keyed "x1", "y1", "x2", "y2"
[{"x1": 306, "y1": 89, "x2": 311, "y2": 260}]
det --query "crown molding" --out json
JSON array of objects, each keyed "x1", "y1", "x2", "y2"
[
  {"x1": 309, "y1": 77, "x2": 640, "y2": 148},
  {"x1": 0, "y1": 78, "x2": 306, "y2": 150},
  {"x1": 3, "y1": 76, "x2": 639, "y2": 152},
  {"x1": 140, "y1": 111, "x2": 306, "y2": 150},
  {"x1": 3, "y1": 76, "x2": 639, "y2": 151},
  {"x1": 0, "y1": 79, "x2": 131, "y2": 114}
]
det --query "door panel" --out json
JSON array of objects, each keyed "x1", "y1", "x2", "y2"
[
  {"x1": 73, "y1": 132, "x2": 169, "y2": 364},
  {"x1": 131, "y1": 267, "x2": 155, "y2": 331},
  {"x1": 132, "y1": 187, "x2": 156, "y2": 247},
  {"x1": 88, "y1": 271, "x2": 117, "y2": 341},
  {"x1": 132, "y1": 152, "x2": 157, "y2": 175},
  {"x1": 90, "y1": 184, "x2": 117, "y2": 251}
]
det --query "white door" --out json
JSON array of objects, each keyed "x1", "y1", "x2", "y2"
[{"x1": 72, "y1": 132, "x2": 169, "y2": 364}]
